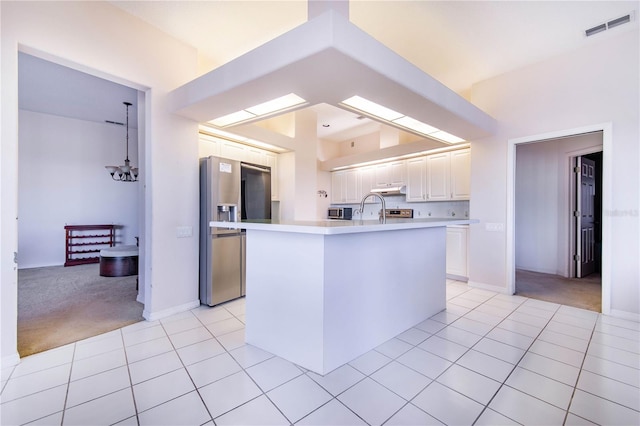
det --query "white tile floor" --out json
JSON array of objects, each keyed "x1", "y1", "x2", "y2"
[{"x1": 2, "y1": 280, "x2": 639, "y2": 425}]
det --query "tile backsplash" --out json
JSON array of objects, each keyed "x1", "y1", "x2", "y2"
[{"x1": 338, "y1": 196, "x2": 470, "y2": 220}]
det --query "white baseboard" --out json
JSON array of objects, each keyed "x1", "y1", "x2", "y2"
[
  {"x1": 136, "y1": 294, "x2": 144, "y2": 304},
  {"x1": 467, "y1": 280, "x2": 511, "y2": 295},
  {"x1": 446, "y1": 274, "x2": 468, "y2": 282},
  {"x1": 2, "y1": 352, "x2": 21, "y2": 367},
  {"x1": 608, "y1": 309, "x2": 640, "y2": 323},
  {"x1": 143, "y1": 299, "x2": 200, "y2": 322}
]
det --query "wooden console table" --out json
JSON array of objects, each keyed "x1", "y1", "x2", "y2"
[{"x1": 64, "y1": 225, "x2": 115, "y2": 267}]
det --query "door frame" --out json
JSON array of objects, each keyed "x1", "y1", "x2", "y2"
[{"x1": 506, "y1": 122, "x2": 612, "y2": 314}]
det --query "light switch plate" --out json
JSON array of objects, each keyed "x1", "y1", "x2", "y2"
[
  {"x1": 485, "y1": 223, "x2": 505, "y2": 232},
  {"x1": 176, "y1": 226, "x2": 193, "y2": 238}
]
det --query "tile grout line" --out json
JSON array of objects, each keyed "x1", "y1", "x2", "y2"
[
  {"x1": 167, "y1": 307, "x2": 221, "y2": 425},
  {"x1": 119, "y1": 327, "x2": 141, "y2": 426},
  {"x1": 448, "y1": 291, "x2": 536, "y2": 425},
  {"x1": 562, "y1": 311, "x2": 600, "y2": 425},
  {"x1": 9, "y1": 286, "x2": 637, "y2": 426},
  {"x1": 443, "y1": 289, "x2": 563, "y2": 425},
  {"x1": 58, "y1": 342, "x2": 77, "y2": 426}
]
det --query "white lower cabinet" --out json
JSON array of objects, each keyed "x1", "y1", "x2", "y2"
[{"x1": 446, "y1": 226, "x2": 468, "y2": 279}]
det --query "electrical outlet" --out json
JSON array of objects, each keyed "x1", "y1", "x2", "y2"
[
  {"x1": 176, "y1": 226, "x2": 193, "y2": 238},
  {"x1": 485, "y1": 223, "x2": 505, "y2": 232}
]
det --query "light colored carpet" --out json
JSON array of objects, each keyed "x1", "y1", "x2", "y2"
[
  {"x1": 18, "y1": 263, "x2": 143, "y2": 357},
  {"x1": 516, "y1": 269, "x2": 601, "y2": 312}
]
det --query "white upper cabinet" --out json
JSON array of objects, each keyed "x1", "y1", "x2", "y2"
[
  {"x1": 426, "y1": 148, "x2": 470, "y2": 201},
  {"x1": 329, "y1": 147, "x2": 469, "y2": 204},
  {"x1": 374, "y1": 160, "x2": 406, "y2": 188},
  {"x1": 331, "y1": 171, "x2": 344, "y2": 204},
  {"x1": 245, "y1": 147, "x2": 264, "y2": 165},
  {"x1": 359, "y1": 166, "x2": 377, "y2": 203},
  {"x1": 450, "y1": 148, "x2": 471, "y2": 200},
  {"x1": 331, "y1": 169, "x2": 360, "y2": 204},
  {"x1": 199, "y1": 135, "x2": 280, "y2": 200},
  {"x1": 426, "y1": 152, "x2": 451, "y2": 200},
  {"x1": 220, "y1": 141, "x2": 246, "y2": 161},
  {"x1": 199, "y1": 134, "x2": 222, "y2": 157},
  {"x1": 406, "y1": 157, "x2": 427, "y2": 202}
]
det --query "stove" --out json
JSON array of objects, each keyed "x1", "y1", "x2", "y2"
[{"x1": 385, "y1": 209, "x2": 413, "y2": 219}]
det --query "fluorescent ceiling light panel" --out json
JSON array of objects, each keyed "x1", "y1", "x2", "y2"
[
  {"x1": 393, "y1": 116, "x2": 438, "y2": 135},
  {"x1": 209, "y1": 110, "x2": 255, "y2": 127},
  {"x1": 199, "y1": 124, "x2": 287, "y2": 153},
  {"x1": 204, "y1": 127, "x2": 248, "y2": 141},
  {"x1": 209, "y1": 93, "x2": 306, "y2": 127},
  {"x1": 340, "y1": 95, "x2": 465, "y2": 143},
  {"x1": 342, "y1": 96, "x2": 404, "y2": 121},
  {"x1": 429, "y1": 130, "x2": 465, "y2": 144},
  {"x1": 246, "y1": 93, "x2": 306, "y2": 116}
]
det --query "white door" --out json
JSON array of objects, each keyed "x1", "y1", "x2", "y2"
[{"x1": 576, "y1": 156, "x2": 596, "y2": 277}]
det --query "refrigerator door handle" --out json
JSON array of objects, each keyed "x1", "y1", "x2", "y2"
[{"x1": 241, "y1": 162, "x2": 271, "y2": 173}]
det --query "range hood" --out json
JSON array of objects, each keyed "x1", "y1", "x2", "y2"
[
  {"x1": 169, "y1": 2, "x2": 496, "y2": 144},
  {"x1": 370, "y1": 186, "x2": 406, "y2": 196}
]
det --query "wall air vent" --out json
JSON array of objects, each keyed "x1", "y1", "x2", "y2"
[
  {"x1": 608, "y1": 14, "x2": 631, "y2": 29},
  {"x1": 585, "y1": 23, "x2": 606, "y2": 37},
  {"x1": 585, "y1": 11, "x2": 635, "y2": 37}
]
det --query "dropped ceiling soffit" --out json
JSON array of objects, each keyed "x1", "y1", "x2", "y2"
[{"x1": 168, "y1": 10, "x2": 497, "y2": 143}]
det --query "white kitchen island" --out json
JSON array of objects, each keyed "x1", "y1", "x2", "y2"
[{"x1": 210, "y1": 218, "x2": 475, "y2": 375}]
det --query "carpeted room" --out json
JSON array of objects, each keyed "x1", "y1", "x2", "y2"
[
  {"x1": 18, "y1": 264, "x2": 142, "y2": 357},
  {"x1": 17, "y1": 53, "x2": 144, "y2": 357}
]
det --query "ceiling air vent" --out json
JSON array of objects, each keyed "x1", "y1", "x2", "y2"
[{"x1": 585, "y1": 11, "x2": 635, "y2": 37}]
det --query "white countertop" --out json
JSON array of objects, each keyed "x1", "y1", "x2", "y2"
[{"x1": 210, "y1": 218, "x2": 477, "y2": 235}]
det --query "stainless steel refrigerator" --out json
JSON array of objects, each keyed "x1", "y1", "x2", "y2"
[{"x1": 199, "y1": 156, "x2": 271, "y2": 306}]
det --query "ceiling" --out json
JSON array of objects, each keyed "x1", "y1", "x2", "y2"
[{"x1": 18, "y1": 1, "x2": 638, "y2": 142}]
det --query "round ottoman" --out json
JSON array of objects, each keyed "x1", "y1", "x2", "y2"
[{"x1": 99, "y1": 245, "x2": 139, "y2": 277}]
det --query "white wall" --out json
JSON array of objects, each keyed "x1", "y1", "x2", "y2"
[
  {"x1": 515, "y1": 132, "x2": 602, "y2": 276},
  {"x1": 337, "y1": 131, "x2": 379, "y2": 157},
  {"x1": 2, "y1": 2, "x2": 199, "y2": 364},
  {"x1": 470, "y1": 29, "x2": 639, "y2": 317},
  {"x1": 18, "y1": 111, "x2": 139, "y2": 268}
]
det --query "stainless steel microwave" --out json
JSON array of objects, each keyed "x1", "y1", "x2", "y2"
[{"x1": 327, "y1": 207, "x2": 352, "y2": 220}]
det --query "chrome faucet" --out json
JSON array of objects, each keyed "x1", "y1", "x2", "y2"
[{"x1": 358, "y1": 192, "x2": 386, "y2": 223}]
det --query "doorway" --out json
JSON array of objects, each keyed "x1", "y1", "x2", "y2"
[
  {"x1": 17, "y1": 52, "x2": 144, "y2": 356},
  {"x1": 508, "y1": 125, "x2": 610, "y2": 313}
]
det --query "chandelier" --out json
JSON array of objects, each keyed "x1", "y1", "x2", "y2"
[{"x1": 105, "y1": 101, "x2": 138, "y2": 182}]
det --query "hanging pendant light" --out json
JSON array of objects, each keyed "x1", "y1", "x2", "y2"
[{"x1": 105, "y1": 101, "x2": 138, "y2": 182}]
